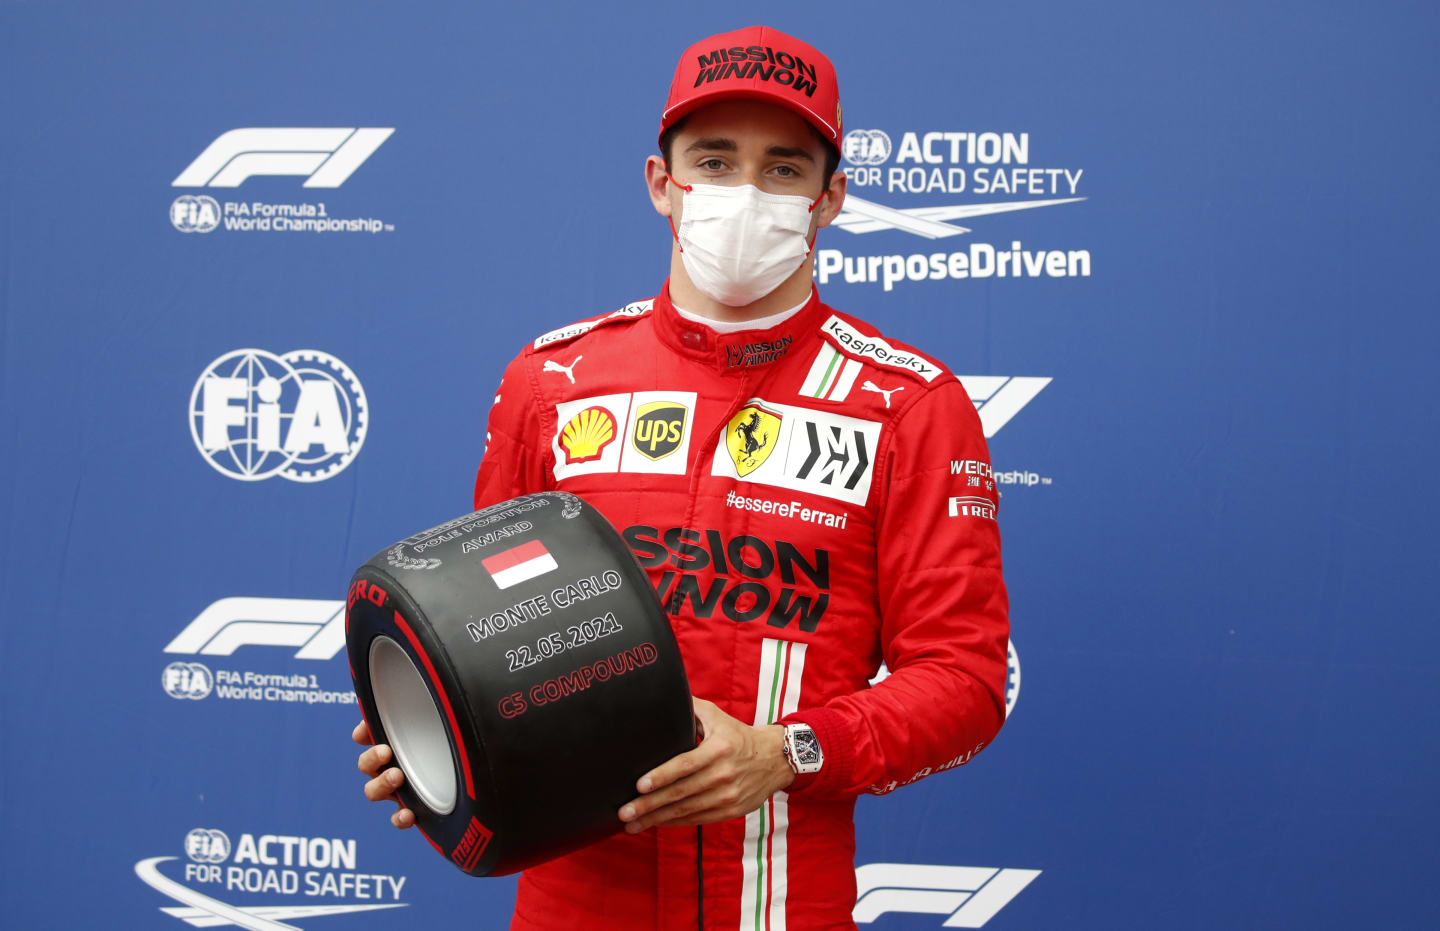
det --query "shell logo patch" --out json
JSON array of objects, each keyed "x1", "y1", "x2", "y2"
[{"x1": 560, "y1": 406, "x2": 617, "y2": 464}]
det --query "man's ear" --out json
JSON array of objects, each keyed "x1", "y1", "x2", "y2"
[
  {"x1": 645, "y1": 155, "x2": 674, "y2": 218},
  {"x1": 814, "y1": 168, "x2": 848, "y2": 229}
]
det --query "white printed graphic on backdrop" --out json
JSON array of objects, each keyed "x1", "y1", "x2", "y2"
[
  {"x1": 170, "y1": 128, "x2": 396, "y2": 233},
  {"x1": 161, "y1": 598, "x2": 355, "y2": 708},
  {"x1": 189, "y1": 349, "x2": 367, "y2": 483},
  {"x1": 135, "y1": 827, "x2": 408, "y2": 930},
  {"x1": 961, "y1": 376, "x2": 1051, "y2": 439},
  {"x1": 174, "y1": 129, "x2": 393, "y2": 188},
  {"x1": 960, "y1": 376, "x2": 1055, "y2": 487},
  {"x1": 815, "y1": 128, "x2": 1090, "y2": 289},
  {"x1": 853, "y1": 862, "x2": 1040, "y2": 927}
]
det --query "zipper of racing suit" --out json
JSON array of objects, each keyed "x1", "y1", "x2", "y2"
[{"x1": 675, "y1": 361, "x2": 756, "y2": 931}]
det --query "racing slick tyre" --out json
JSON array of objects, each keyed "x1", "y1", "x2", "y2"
[{"x1": 346, "y1": 491, "x2": 695, "y2": 876}]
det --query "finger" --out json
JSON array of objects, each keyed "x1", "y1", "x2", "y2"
[
  {"x1": 626, "y1": 782, "x2": 742, "y2": 833},
  {"x1": 620, "y1": 767, "x2": 719, "y2": 825},
  {"x1": 357, "y1": 743, "x2": 393, "y2": 776},
  {"x1": 636, "y1": 735, "x2": 728, "y2": 793},
  {"x1": 352, "y1": 719, "x2": 373, "y2": 746},
  {"x1": 390, "y1": 803, "x2": 416, "y2": 829},
  {"x1": 363, "y1": 766, "x2": 405, "y2": 802},
  {"x1": 639, "y1": 722, "x2": 743, "y2": 794}
]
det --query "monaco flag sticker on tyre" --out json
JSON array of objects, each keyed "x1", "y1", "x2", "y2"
[{"x1": 345, "y1": 491, "x2": 694, "y2": 876}]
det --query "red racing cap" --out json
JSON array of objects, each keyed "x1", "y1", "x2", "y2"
[{"x1": 659, "y1": 25, "x2": 842, "y2": 153}]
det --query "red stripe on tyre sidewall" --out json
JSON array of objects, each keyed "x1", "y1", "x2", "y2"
[{"x1": 390, "y1": 609, "x2": 476, "y2": 800}]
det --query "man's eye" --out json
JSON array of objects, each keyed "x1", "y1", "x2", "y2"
[
  {"x1": 700, "y1": 158, "x2": 726, "y2": 170},
  {"x1": 774, "y1": 165, "x2": 797, "y2": 177}
]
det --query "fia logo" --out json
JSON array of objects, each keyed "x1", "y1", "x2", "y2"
[
  {"x1": 173, "y1": 128, "x2": 393, "y2": 188},
  {"x1": 185, "y1": 829, "x2": 231, "y2": 864},
  {"x1": 189, "y1": 349, "x2": 368, "y2": 482},
  {"x1": 162, "y1": 662, "x2": 214, "y2": 700},
  {"x1": 843, "y1": 129, "x2": 893, "y2": 166},
  {"x1": 171, "y1": 194, "x2": 221, "y2": 233}
]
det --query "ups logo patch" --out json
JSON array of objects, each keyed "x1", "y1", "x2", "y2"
[{"x1": 632, "y1": 401, "x2": 688, "y2": 461}]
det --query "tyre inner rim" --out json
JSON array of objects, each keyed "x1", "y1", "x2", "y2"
[{"x1": 368, "y1": 635, "x2": 458, "y2": 816}]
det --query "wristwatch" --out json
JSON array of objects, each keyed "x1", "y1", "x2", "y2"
[{"x1": 781, "y1": 723, "x2": 824, "y2": 775}]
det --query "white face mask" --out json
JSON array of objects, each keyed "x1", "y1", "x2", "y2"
[{"x1": 670, "y1": 180, "x2": 826, "y2": 307}]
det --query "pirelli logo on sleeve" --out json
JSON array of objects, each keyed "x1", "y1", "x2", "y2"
[
  {"x1": 820, "y1": 316, "x2": 941, "y2": 382},
  {"x1": 712, "y1": 398, "x2": 881, "y2": 506}
]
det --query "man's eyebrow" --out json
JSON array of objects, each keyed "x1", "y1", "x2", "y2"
[
  {"x1": 765, "y1": 144, "x2": 815, "y2": 163},
  {"x1": 684, "y1": 137, "x2": 738, "y2": 153}
]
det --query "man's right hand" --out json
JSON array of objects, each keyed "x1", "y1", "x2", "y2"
[{"x1": 353, "y1": 719, "x2": 416, "y2": 829}]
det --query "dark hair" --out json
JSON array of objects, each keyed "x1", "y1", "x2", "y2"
[{"x1": 660, "y1": 115, "x2": 840, "y2": 191}]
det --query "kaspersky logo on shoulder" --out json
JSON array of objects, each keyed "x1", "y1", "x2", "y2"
[
  {"x1": 136, "y1": 826, "x2": 408, "y2": 928},
  {"x1": 170, "y1": 128, "x2": 395, "y2": 234},
  {"x1": 816, "y1": 128, "x2": 1090, "y2": 290}
]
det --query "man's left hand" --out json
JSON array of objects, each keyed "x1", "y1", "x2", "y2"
[{"x1": 618, "y1": 697, "x2": 794, "y2": 833}]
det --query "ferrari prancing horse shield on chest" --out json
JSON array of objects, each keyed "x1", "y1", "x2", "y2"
[{"x1": 726, "y1": 403, "x2": 783, "y2": 477}]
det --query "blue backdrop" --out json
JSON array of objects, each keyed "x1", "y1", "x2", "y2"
[{"x1": 3, "y1": 1, "x2": 1437, "y2": 928}]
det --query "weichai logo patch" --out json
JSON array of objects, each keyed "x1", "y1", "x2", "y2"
[{"x1": 694, "y1": 46, "x2": 820, "y2": 97}]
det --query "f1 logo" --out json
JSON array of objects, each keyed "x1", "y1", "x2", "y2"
[
  {"x1": 853, "y1": 863, "x2": 1040, "y2": 927},
  {"x1": 173, "y1": 128, "x2": 394, "y2": 188},
  {"x1": 164, "y1": 597, "x2": 345, "y2": 660},
  {"x1": 959, "y1": 376, "x2": 1052, "y2": 438}
]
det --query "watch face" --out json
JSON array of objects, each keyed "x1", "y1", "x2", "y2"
[{"x1": 794, "y1": 731, "x2": 821, "y2": 766}]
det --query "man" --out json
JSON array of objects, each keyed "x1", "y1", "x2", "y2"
[{"x1": 355, "y1": 25, "x2": 1009, "y2": 930}]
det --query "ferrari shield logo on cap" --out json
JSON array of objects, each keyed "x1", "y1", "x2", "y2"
[{"x1": 726, "y1": 403, "x2": 783, "y2": 477}]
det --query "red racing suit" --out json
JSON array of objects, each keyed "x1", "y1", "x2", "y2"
[{"x1": 473, "y1": 281, "x2": 1009, "y2": 931}]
